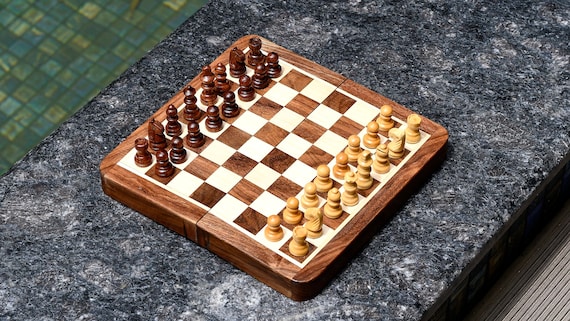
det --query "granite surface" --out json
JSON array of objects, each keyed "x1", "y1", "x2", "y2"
[{"x1": 1, "y1": 0, "x2": 569, "y2": 320}]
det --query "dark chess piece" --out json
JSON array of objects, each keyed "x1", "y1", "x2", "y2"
[
  {"x1": 229, "y1": 47, "x2": 246, "y2": 78},
  {"x1": 214, "y1": 63, "x2": 231, "y2": 95},
  {"x1": 267, "y1": 52, "x2": 282, "y2": 78},
  {"x1": 205, "y1": 105, "x2": 223, "y2": 132},
  {"x1": 222, "y1": 91, "x2": 240, "y2": 118},
  {"x1": 183, "y1": 86, "x2": 201, "y2": 122},
  {"x1": 169, "y1": 136, "x2": 187, "y2": 164},
  {"x1": 200, "y1": 65, "x2": 217, "y2": 106},
  {"x1": 134, "y1": 138, "x2": 152, "y2": 167},
  {"x1": 154, "y1": 149, "x2": 174, "y2": 178},
  {"x1": 238, "y1": 74, "x2": 255, "y2": 102},
  {"x1": 252, "y1": 63, "x2": 269, "y2": 89},
  {"x1": 165, "y1": 104, "x2": 182, "y2": 137},
  {"x1": 247, "y1": 37, "x2": 266, "y2": 67},
  {"x1": 148, "y1": 118, "x2": 166, "y2": 151},
  {"x1": 185, "y1": 120, "x2": 205, "y2": 148}
]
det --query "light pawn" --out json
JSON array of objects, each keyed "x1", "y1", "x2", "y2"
[
  {"x1": 356, "y1": 150, "x2": 373, "y2": 190},
  {"x1": 372, "y1": 143, "x2": 390, "y2": 174},
  {"x1": 323, "y1": 188, "x2": 343, "y2": 219}
]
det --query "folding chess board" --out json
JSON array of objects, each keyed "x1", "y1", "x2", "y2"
[{"x1": 100, "y1": 35, "x2": 448, "y2": 300}]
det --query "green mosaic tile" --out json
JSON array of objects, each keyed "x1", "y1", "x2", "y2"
[
  {"x1": 70, "y1": 34, "x2": 91, "y2": 50},
  {"x1": 84, "y1": 45, "x2": 107, "y2": 64},
  {"x1": 54, "y1": 68, "x2": 79, "y2": 87},
  {"x1": 39, "y1": 59, "x2": 62, "y2": 77},
  {"x1": 93, "y1": 10, "x2": 117, "y2": 27},
  {"x1": 59, "y1": 91, "x2": 84, "y2": 112},
  {"x1": 9, "y1": 39, "x2": 33, "y2": 58},
  {"x1": 78, "y1": 2, "x2": 102, "y2": 20},
  {"x1": 0, "y1": 120, "x2": 24, "y2": 141},
  {"x1": 35, "y1": 15, "x2": 59, "y2": 33},
  {"x1": 69, "y1": 56, "x2": 94, "y2": 73},
  {"x1": 109, "y1": 19, "x2": 133, "y2": 38},
  {"x1": 27, "y1": 95, "x2": 49, "y2": 114},
  {"x1": 35, "y1": 0, "x2": 58, "y2": 12},
  {"x1": 25, "y1": 27, "x2": 47, "y2": 46},
  {"x1": 0, "y1": 52, "x2": 19, "y2": 71},
  {"x1": 0, "y1": 0, "x2": 211, "y2": 176},
  {"x1": 98, "y1": 52, "x2": 123, "y2": 72},
  {"x1": 0, "y1": 143, "x2": 26, "y2": 164},
  {"x1": 106, "y1": 2, "x2": 129, "y2": 16},
  {"x1": 112, "y1": 42, "x2": 136, "y2": 61},
  {"x1": 164, "y1": 0, "x2": 189, "y2": 12},
  {"x1": 22, "y1": 7, "x2": 45, "y2": 24},
  {"x1": 8, "y1": 19, "x2": 31, "y2": 38},
  {"x1": 0, "y1": 97, "x2": 22, "y2": 117},
  {"x1": 65, "y1": 13, "x2": 90, "y2": 33},
  {"x1": 42, "y1": 81, "x2": 65, "y2": 99},
  {"x1": 125, "y1": 27, "x2": 148, "y2": 47},
  {"x1": 7, "y1": 1, "x2": 31, "y2": 15},
  {"x1": 43, "y1": 105, "x2": 68, "y2": 124},
  {"x1": 11, "y1": 63, "x2": 33, "y2": 81},
  {"x1": 13, "y1": 85, "x2": 36, "y2": 103},
  {"x1": 52, "y1": 25, "x2": 75, "y2": 44},
  {"x1": 12, "y1": 106, "x2": 37, "y2": 127},
  {"x1": 38, "y1": 37, "x2": 60, "y2": 55},
  {"x1": 0, "y1": 10, "x2": 17, "y2": 28},
  {"x1": 50, "y1": 3, "x2": 74, "y2": 23},
  {"x1": 92, "y1": 30, "x2": 121, "y2": 48}
]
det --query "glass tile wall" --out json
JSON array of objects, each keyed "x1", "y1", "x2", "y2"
[{"x1": 0, "y1": 0, "x2": 208, "y2": 175}]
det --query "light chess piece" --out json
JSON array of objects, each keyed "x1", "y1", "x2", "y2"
[
  {"x1": 289, "y1": 226, "x2": 309, "y2": 257},
  {"x1": 282, "y1": 197, "x2": 302, "y2": 225},
  {"x1": 303, "y1": 207, "x2": 323, "y2": 239},
  {"x1": 313, "y1": 164, "x2": 333, "y2": 193},
  {"x1": 323, "y1": 188, "x2": 343, "y2": 219},
  {"x1": 405, "y1": 113, "x2": 421, "y2": 144},
  {"x1": 264, "y1": 215, "x2": 284, "y2": 242}
]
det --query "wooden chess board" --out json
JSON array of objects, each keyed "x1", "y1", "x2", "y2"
[{"x1": 100, "y1": 35, "x2": 448, "y2": 301}]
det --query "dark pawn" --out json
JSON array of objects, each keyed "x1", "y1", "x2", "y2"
[
  {"x1": 134, "y1": 138, "x2": 152, "y2": 167},
  {"x1": 252, "y1": 63, "x2": 269, "y2": 89},
  {"x1": 185, "y1": 120, "x2": 205, "y2": 148},
  {"x1": 154, "y1": 149, "x2": 174, "y2": 178},
  {"x1": 222, "y1": 91, "x2": 240, "y2": 118},
  {"x1": 267, "y1": 52, "x2": 282, "y2": 78},
  {"x1": 247, "y1": 37, "x2": 265, "y2": 67},
  {"x1": 169, "y1": 136, "x2": 187, "y2": 164},
  {"x1": 183, "y1": 86, "x2": 201, "y2": 122},
  {"x1": 214, "y1": 63, "x2": 231, "y2": 95},
  {"x1": 200, "y1": 65, "x2": 217, "y2": 106},
  {"x1": 165, "y1": 104, "x2": 182, "y2": 137},
  {"x1": 238, "y1": 74, "x2": 255, "y2": 102},
  {"x1": 229, "y1": 47, "x2": 246, "y2": 78},
  {"x1": 205, "y1": 105, "x2": 223, "y2": 132}
]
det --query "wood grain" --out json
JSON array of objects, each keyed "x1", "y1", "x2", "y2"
[{"x1": 100, "y1": 34, "x2": 448, "y2": 301}]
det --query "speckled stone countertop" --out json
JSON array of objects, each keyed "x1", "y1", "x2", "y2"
[{"x1": 1, "y1": 1, "x2": 569, "y2": 320}]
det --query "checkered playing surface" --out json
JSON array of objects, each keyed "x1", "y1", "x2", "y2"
[{"x1": 118, "y1": 54, "x2": 430, "y2": 268}]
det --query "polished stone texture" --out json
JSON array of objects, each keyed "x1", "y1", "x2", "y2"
[{"x1": 1, "y1": 1, "x2": 569, "y2": 320}]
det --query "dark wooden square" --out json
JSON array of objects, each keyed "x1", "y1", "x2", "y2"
[
  {"x1": 223, "y1": 152, "x2": 258, "y2": 176},
  {"x1": 184, "y1": 155, "x2": 219, "y2": 180},
  {"x1": 229, "y1": 179, "x2": 265, "y2": 205},
  {"x1": 234, "y1": 208, "x2": 267, "y2": 235},
  {"x1": 280, "y1": 69, "x2": 313, "y2": 91},
  {"x1": 217, "y1": 126, "x2": 251, "y2": 149},
  {"x1": 255, "y1": 122, "x2": 289, "y2": 146},
  {"x1": 190, "y1": 182, "x2": 225, "y2": 208},
  {"x1": 286, "y1": 94, "x2": 319, "y2": 117},
  {"x1": 261, "y1": 148, "x2": 296, "y2": 174},
  {"x1": 292, "y1": 119, "x2": 327, "y2": 144},
  {"x1": 329, "y1": 116, "x2": 366, "y2": 139},
  {"x1": 267, "y1": 176, "x2": 303, "y2": 201},
  {"x1": 322, "y1": 90, "x2": 356, "y2": 113},
  {"x1": 249, "y1": 96, "x2": 283, "y2": 120},
  {"x1": 299, "y1": 145, "x2": 335, "y2": 168}
]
